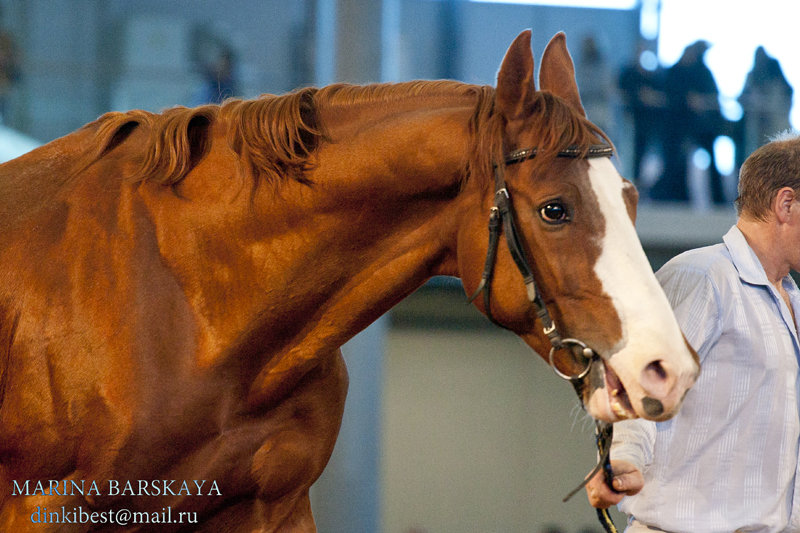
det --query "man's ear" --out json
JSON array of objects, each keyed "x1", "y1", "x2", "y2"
[{"x1": 774, "y1": 187, "x2": 796, "y2": 223}]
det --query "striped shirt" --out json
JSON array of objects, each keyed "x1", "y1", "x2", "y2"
[{"x1": 612, "y1": 225, "x2": 800, "y2": 533}]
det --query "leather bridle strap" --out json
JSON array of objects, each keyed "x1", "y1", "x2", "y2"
[
  {"x1": 467, "y1": 143, "x2": 619, "y2": 533},
  {"x1": 595, "y1": 422, "x2": 621, "y2": 533},
  {"x1": 468, "y1": 143, "x2": 613, "y2": 354},
  {"x1": 561, "y1": 421, "x2": 620, "y2": 533},
  {"x1": 471, "y1": 158, "x2": 562, "y2": 345}
]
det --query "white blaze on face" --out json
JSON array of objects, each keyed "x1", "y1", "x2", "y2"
[{"x1": 584, "y1": 158, "x2": 698, "y2": 421}]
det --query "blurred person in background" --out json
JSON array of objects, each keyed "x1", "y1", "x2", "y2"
[
  {"x1": 617, "y1": 41, "x2": 666, "y2": 190},
  {"x1": 738, "y1": 46, "x2": 793, "y2": 166},
  {"x1": 650, "y1": 40, "x2": 726, "y2": 204}
]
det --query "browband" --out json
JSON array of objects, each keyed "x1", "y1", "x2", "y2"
[{"x1": 504, "y1": 144, "x2": 614, "y2": 166}]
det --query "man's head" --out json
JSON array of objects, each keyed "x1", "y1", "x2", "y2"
[{"x1": 736, "y1": 132, "x2": 800, "y2": 220}]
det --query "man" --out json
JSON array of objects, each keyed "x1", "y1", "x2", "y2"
[{"x1": 587, "y1": 133, "x2": 800, "y2": 532}]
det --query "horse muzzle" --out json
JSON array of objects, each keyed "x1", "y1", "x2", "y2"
[{"x1": 584, "y1": 346, "x2": 699, "y2": 423}]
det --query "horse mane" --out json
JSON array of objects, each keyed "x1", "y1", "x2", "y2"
[
  {"x1": 75, "y1": 80, "x2": 607, "y2": 189},
  {"x1": 74, "y1": 89, "x2": 320, "y2": 186}
]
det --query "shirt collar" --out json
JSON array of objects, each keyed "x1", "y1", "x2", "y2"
[
  {"x1": 723, "y1": 224, "x2": 800, "y2": 293},
  {"x1": 722, "y1": 224, "x2": 773, "y2": 287}
]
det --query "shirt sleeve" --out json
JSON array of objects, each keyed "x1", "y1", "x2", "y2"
[{"x1": 611, "y1": 418, "x2": 656, "y2": 472}]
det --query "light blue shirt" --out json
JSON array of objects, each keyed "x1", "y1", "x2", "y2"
[{"x1": 612, "y1": 225, "x2": 800, "y2": 533}]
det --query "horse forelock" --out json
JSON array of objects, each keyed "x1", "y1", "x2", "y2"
[
  {"x1": 516, "y1": 92, "x2": 611, "y2": 172},
  {"x1": 469, "y1": 90, "x2": 612, "y2": 191}
]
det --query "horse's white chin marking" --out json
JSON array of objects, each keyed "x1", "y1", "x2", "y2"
[{"x1": 585, "y1": 159, "x2": 699, "y2": 421}]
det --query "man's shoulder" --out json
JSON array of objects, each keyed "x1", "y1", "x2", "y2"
[
  {"x1": 659, "y1": 242, "x2": 732, "y2": 277},
  {"x1": 656, "y1": 243, "x2": 740, "y2": 298}
]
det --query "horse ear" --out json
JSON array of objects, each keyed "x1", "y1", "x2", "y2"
[
  {"x1": 495, "y1": 30, "x2": 536, "y2": 122},
  {"x1": 539, "y1": 32, "x2": 586, "y2": 116}
]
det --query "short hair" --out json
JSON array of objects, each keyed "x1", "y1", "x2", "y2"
[{"x1": 736, "y1": 131, "x2": 800, "y2": 219}]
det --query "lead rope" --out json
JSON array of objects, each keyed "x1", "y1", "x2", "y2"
[
  {"x1": 561, "y1": 421, "x2": 619, "y2": 533},
  {"x1": 595, "y1": 422, "x2": 620, "y2": 533}
]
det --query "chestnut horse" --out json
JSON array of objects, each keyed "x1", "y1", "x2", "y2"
[{"x1": 0, "y1": 31, "x2": 698, "y2": 531}]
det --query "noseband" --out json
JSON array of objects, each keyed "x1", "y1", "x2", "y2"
[
  {"x1": 468, "y1": 143, "x2": 613, "y2": 385},
  {"x1": 468, "y1": 142, "x2": 620, "y2": 532}
]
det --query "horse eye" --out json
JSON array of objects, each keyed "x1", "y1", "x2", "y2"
[{"x1": 539, "y1": 202, "x2": 569, "y2": 224}]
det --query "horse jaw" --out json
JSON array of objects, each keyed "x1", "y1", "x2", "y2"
[{"x1": 583, "y1": 158, "x2": 699, "y2": 423}]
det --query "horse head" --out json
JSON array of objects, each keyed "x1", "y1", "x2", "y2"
[{"x1": 459, "y1": 30, "x2": 699, "y2": 423}]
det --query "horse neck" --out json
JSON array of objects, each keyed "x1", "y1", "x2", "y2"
[
  {"x1": 270, "y1": 100, "x2": 477, "y2": 329},
  {"x1": 313, "y1": 96, "x2": 477, "y2": 209},
  {"x1": 156, "y1": 100, "x2": 479, "y2": 369}
]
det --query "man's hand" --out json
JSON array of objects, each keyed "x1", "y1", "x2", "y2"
[{"x1": 585, "y1": 459, "x2": 644, "y2": 508}]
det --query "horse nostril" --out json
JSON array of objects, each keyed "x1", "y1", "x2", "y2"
[
  {"x1": 645, "y1": 360, "x2": 668, "y2": 381},
  {"x1": 640, "y1": 359, "x2": 671, "y2": 398}
]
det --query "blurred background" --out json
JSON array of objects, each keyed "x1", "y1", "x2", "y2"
[{"x1": 0, "y1": 0, "x2": 794, "y2": 531}]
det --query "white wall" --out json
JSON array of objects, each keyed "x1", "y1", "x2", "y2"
[{"x1": 382, "y1": 326, "x2": 627, "y2": 533}]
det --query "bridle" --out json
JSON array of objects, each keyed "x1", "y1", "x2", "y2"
[
  {"x1": 468, "y1": 143, "x2": 613, "y2": 385},
  {"x1": 468, "y1": 142, "x2": 620, "y2": 533}
]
